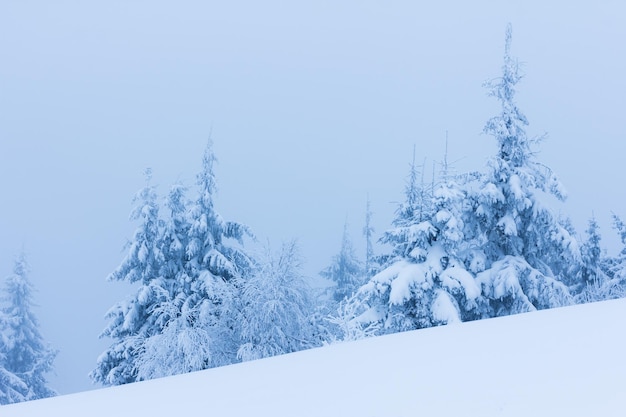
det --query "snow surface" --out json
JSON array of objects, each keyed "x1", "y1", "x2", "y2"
[{"x1": 6, "y1": 299, "x2": 626, "y2": 416}]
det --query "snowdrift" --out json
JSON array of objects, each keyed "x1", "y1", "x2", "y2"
[{"x1": 7, "y1": 299, "x2": 625, "y2": 416}]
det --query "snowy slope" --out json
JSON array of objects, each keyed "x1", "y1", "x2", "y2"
[{"x1": 7, "y1": 299, "x2": 625, "y2": 416}]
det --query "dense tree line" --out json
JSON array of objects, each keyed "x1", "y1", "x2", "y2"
[
  {"x1": 90, "y1": 25, "x2": 626, "y2": 387},
  {"x1": 4, "y1": 25, "x2": 625, "y2": 404}
]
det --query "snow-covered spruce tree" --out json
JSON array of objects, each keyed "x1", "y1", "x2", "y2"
[
  {"x1": 396, "y1": 147, "x2": 432, "y2": 230},
  {"x1": 377, "y1": 150, "x2": 433, "y2": 264},
  {"x1": 135, "y1": 140, "x2": 254, "y2": 379},
  {"x1": 320, "y1": 222, "x2": 364, "y2": 302},
  {"x1": 357, "y1": 150, "x2": 486, "y2": 334},
  {"x1": 578, "y1": 216, "x2": 606, "y2": 286},
  {"x1": 608, "y1": 214, "x2": 626, "y2": 283},
  {"x1": 363, "y1": 196, "x2": 377, "y2": 277},
  {"x1": 469, "y1": 25, "x2": 578, "y2": 316},
  {"x1": 578, "y1": 214, "x2": 626, "y2": 302},
  {"x1": 91, "y1": 169, "x2": 167, "y2": 386},
  {"x1": 237, "y1": 241, "x2": 317, "y2": 362},
  {"x1": 574, "y1": 216, "x2": 623, "y2": 303},
  {"x1": 0, "y1": 253, "x2": 56, "y2": 404},
  {"x1": 158, "y1": 182, "x2": 192, "y2": 298}
]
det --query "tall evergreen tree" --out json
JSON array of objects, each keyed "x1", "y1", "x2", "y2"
[
  {"x1": 0, "y1": 253, "x2": 56, "y2": 404},
  {"x1": 91, "y1": 169, "x2": 166, "y2": 386},
  {"x1": 377, "y1": 149, "x2": 434, "y2": 262},
  {"x1": 469, "y1": 24, "x2": 578, "y2": 316},
  {"x1": 578, "y1": 216, "x2": 605, "y2": 286},
  {"x1": 187, "y1": 140, "x2": 254, "y2": 274},
  {"x1": 320, "y1": 222, "x2": 363, "y2": 302},
  {"x1": 363, "y1": 196, "x2": 376, "y2": 277},
  {"x1": 607, "y1": 214, "x2": 626, "y2": 285},
  {"x1": 159, "y1": 182, "x2": 191, "y2": 295},
  {"x1": 396, "y1": 146, "x2": 431, "y2": 229},
  {"x1": 95, "y1": 141, "x2": 255, "y2": 384},
  {"x1": 134, "y1": 140, "x2": 254, "y2": 379},
  {"x1": 574, "y1": 215, "x2": 623, "y2": 303}
]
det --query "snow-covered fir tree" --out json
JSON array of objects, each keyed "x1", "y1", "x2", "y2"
[
  {"x1": 320, "y1": 222, "x2": 363, "y2": 302},
  {"x1": 158, "y1": 182, "x2": 192, "y2": 299},
  {"x1": 357, "y1": 147, "x2": 487, "y2": 334},
  {"x1": 134, "y1": 140, "x2": 254, "y2": 379},
  {"x1": 574, "y1": 215, "x2": 624, "y2": 303},
  {"x1": 578, "y1": 216, "x2": 605, "y2": 286},
  {"x1": 586, "y1": 213, "x2": 626, "y2": 301},
  {"x1": 469, "y1": 24, "x2": 578, "y2": 316},
  {"x1": 608, "y1": 214, "x2": 626, "y2": 283},
  {"x1": 377, "y1": 150, "x2": 433, "y2": 263},
  {"x1": 237, "y1": 241, "x2": 317, "y2": 362},
  {"x1": 91, "y1": 169, "x2": 166, "y2": 386},
  {"x1": 396, "y1": 147, "x2": 431, "y2": 230},
  {"x1": 184, "y1": 139, "x2": 254, "y2": 286},
  {"x1": 0, "y1": 253, "x2": 56, "y2": 404},
  {"x1": 363, "y1": 196, "x2": 377, "y2": 277},
  {"x1": 94, "y1": 141, "x2": 255, "y2": 384}
]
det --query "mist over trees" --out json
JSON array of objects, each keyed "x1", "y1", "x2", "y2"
[{"x1": 83, "y1": 25, "x2": 626, "y2": 388}]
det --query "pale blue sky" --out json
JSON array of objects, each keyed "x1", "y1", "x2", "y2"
[{"x1": 1, "y1": 1, "x2": 625, "y2": 394}]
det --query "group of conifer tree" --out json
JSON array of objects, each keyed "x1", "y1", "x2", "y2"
[
  {"x1": 91, "y1": 26, "x2": 626, "y2": 386},
  {"x1": 3, "y1": 26, "x2": 626, "y2": 404}
]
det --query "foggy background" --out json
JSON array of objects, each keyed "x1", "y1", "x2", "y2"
[{"x1": 1, "y1": 1, "x2": 625, "y2": 394}]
